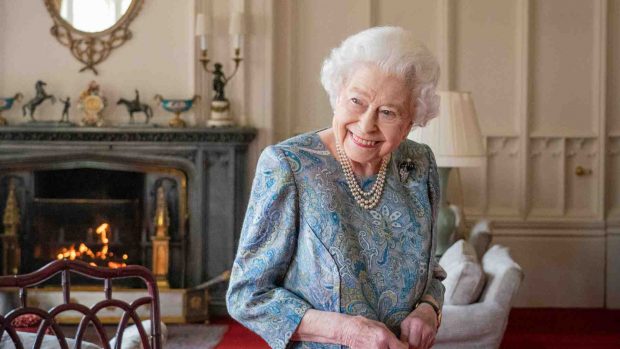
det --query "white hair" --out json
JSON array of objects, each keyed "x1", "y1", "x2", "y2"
[{"x1": 320, "y1": 26, "x2": 440, "y2": 127}]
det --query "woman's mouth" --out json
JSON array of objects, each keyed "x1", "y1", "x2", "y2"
[{"x1": 349, "y1": 132, "x2": 378, "y2": 148}]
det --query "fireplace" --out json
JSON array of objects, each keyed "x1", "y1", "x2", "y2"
[
  {"x1": 0, "y1": 127, "x2": 256, "y2": 315},
  {"x1": 32, "y1": 168, "x2": 143, "y2": 271},
  {"x1": 2, "y1": 162, "x2": 187, "y2": 288}
]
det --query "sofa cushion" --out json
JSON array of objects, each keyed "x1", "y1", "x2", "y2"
[
  {"x1": 108, "y1": 320, "x2": 168, "y2": 349},
  {"x1": 468, "y1": 220, "x2": 492, "y2": 260},
  {"x1": 0, "y1": 332, "x2": 101, "y2": 349},
  {"x1": 439, "y1": 239, "x2": 486, "y2": 305}
]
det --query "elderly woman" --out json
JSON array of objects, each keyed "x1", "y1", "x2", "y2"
[{"x1": 227, "y1": 26, "x2": 446, "y2": 349}]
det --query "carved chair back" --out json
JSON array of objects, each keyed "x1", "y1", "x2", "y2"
[{"x1": 0, "y1": 260, "x2": 162, "y2": 349}]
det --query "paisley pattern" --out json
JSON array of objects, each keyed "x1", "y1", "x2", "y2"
[{"x1": 226, "y1": 132, "x2": 445, "y2": 349}]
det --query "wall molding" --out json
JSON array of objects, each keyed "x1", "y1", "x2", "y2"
[
  {"x1": 466, "y1": 217, "x2": 605, "y2": 231},
  {"x1": 595, "y1": 0, "x2": 608, "y2": 222},
  {"x1": 516, "y1": 0, "x2": 530, "y2": 220},
  {"x1": 436, "y1": 0, "x2": 454, "y2": 90}
]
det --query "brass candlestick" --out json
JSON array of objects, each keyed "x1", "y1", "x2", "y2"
[
  {"x1": 152, "y1": 185, "x2": 170, "y2": 288},
  {"x1": 2, "y1": 179, "x2": 21, "y2": 275},
  {"x1": 199, "y1": 48, "x2": 243, "y2": 127}
]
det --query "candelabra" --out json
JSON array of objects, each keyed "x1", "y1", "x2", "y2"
[
  {"x1": 152, "y1": 185, "x2": 170, "y2": 288},
  {"x1": 196, "y1": 12, "x2": 245, "y2": 127},
  {"x1": 2, "y1": 178, "x2": 21, "y2": 275}
]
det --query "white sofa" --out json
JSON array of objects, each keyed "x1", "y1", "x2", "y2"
[{"x1": 434, "y1": 221, "x2": 524, "y2": 349}]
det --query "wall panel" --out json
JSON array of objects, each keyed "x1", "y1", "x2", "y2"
[
  {"x1": 608, "y1": 0, "x2": 620, "y2": 134},
  {"x1": 453, "y1": 0, "x2": 519, "y2": 136},
  {"x1": 375, "y1": 0, "x2": 438, "y2": 55},
  {"x1": 487, "y1": 137, "x2": 521, "y2": 217},
  {"x1": 565, "y1": 138, "x2": 599, "y2": 217},
  {"x1": 494, "y1": 234, "x2": 605, "y2": 308},
  {"x1": 528, "y1": 138, "x2": 564, "y2": 217},
  {"x1": 292, "y1": 0, "x2": 371, "y2": 134},
  {"x1": 608, "y1": 138, "x2": 620, "y2": 218},
  {"x1": 530, "y1": 0, "x2": 597, "y2": 136}
]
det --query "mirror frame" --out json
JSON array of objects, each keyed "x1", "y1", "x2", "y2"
[{"x1": 43, "y1": 0, "x2": 144, "y2": 75}]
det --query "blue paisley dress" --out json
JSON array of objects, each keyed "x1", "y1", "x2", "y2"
[{"x1": 226, "y1": 132, "x2": 446, "y2": 349}]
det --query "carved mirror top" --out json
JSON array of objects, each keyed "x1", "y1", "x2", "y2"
[{"x1": 43, "y1": 0, "x2": 144, "y2": 75}]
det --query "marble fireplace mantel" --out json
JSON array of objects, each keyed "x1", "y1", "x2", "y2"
[
  {"x1": 0, "y1": 126, "x2": 257, "y2": 143},
  {"x1": 0, "y1": 126, "x2": 257, "y2": 315}
]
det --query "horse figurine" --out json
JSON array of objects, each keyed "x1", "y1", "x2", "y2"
[
  {"x1": 117, "y1": 90, "x2": 153, "y2": 124},
  {"x1": 0, "y1": 93, "x2": 23, "y2": 126},
  {"x1": 22, "y1": 81, "x2": 56, "y2": 121}
]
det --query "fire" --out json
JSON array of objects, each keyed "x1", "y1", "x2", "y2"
[{"x1": 56, "y1": 223, "x2": 127, "y2": 269}]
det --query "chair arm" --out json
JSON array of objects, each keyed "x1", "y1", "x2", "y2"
[{"x1": 436, "y1": 302, "x2": 507, "y2": 345}]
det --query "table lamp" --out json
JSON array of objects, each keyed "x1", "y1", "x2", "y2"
[{"x1": 409, "y1": 91, "x2": 485, "y2": 257}]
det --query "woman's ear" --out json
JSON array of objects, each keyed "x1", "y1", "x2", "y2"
[{"x1": 401, "y1": 119, "x2": 414, "y2": 141}]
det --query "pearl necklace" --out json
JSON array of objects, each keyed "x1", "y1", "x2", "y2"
[{"x1": 335, "y1": 141, "x2": 390, "y2": 210}]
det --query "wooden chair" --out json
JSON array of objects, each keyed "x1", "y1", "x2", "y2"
[{"x1": 0, "y1": 259, "x2": 162, "y2": 349}]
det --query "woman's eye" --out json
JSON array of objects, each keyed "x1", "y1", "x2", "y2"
[
  {"x1": 350, "y1": 97, "x2": 361, "y2": 105},
  {"x1": 380, "y1": 109, "x2": 397, "y2": 118}
]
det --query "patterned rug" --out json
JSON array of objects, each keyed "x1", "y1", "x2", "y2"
[{"x1": 166, "y1": 324, "x2": 228, "y2": 349}]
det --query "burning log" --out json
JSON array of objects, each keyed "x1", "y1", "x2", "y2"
[{"x1": 56, "y1": 223, "x2": 128, "y2": 269}]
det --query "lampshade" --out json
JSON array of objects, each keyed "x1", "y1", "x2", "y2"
[{"x1": 409, "y1": 91, "x2": 485, "y2": 167}]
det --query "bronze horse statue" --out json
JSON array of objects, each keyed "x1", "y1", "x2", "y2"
[
  {"x1": 23, "y1": 81, "x2": 56, "y2": 121},
  {"x1": 117, "y1": 90, "x2": 153, "y2": 124}
]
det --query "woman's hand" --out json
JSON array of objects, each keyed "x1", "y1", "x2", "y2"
[
  {"x1": 399, "y1": 303, "x2": 438, "y2": 349},
  {"x1": 341, "y1": 315, "x2": 408, "y2": 349},
  {"x1": 293, "y1": 310, "x2": 406, "y2": 349}
]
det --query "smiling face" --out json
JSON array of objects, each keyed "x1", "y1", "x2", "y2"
[{"x1": 332, "y1": 64, "x2": 414, "y2": 172}]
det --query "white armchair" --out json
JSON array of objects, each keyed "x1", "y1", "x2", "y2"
[{"x1": 434, "y1": 222, "x2": 524, "y2": 349}]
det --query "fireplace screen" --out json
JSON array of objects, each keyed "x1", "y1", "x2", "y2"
[{"x1": 28, "y1": 169, "x2": 144, "y2": 274}]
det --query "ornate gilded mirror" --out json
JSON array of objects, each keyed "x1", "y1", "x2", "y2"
[{"x1": 43, "y1": 0, "x2": 144, "y2": 75}]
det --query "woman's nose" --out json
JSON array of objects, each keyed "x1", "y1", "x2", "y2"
[{"x1": 359, "y1": 109, "x2": 377, "y2": 133}]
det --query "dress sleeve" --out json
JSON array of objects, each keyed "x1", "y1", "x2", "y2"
[
  {"x1": 422, "y1": 144, "x2": 447, "y2": 308},
  {"x1": 226, "y1": 145, "x2": 312, "y2": 349}
]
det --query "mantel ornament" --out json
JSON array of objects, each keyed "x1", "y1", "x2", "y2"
[
  {"x1": 0, "y1": 93, "x2": 23, "y2": 126},
  {"x1": 58, "y1": 96, "x2": 73, "y2": 125},
  {"x1": 154, "y1": 95, "x2": 200, "y2": 128},
  {"x1": 117, "y1": 90, "x2": 153, "y2": 125},
  {"x1": 23, "y1": 81, "x2": 56, "y2": 122},
  {"x1": 43, "y1": 0, "x2": 144, "y2": 75},
  {"x1": 78, "y1": 81, "x2": 107, "y2": 127},
  {"x1": 196, "y1": 12, "x2": 245, "y2": 127}
]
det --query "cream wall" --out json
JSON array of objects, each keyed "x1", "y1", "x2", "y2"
[
  {"x1": 272, "y1": 0, "x2": 620, "y2": 309},
  {"x1": 0, "y1": 0, "x2": 276, "y2": 172},
  {"x1": 0, "y1": 0, "x2": 196, "y2": 126}
]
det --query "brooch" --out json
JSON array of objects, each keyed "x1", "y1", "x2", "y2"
[{"x1": 398, "y1": 159, "x2": 415, "y2": 183}]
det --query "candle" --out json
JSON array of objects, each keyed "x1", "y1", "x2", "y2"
[
  {"x1": 229, "y1": 11, "x2": 245, "y2": 50},
  {"x1": 229, "y1": 11, "x2": 245, "y2": 35},
  {"x1": 195, "y1": 14, "x2": 206, "y2": 36},
  {"x1": 195, "y1": 13, "x2": 211, "y2": 51}
]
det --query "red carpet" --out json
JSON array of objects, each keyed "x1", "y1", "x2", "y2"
[
  {"x1": 212, "y1": 317, "x2": 269, "y2": 349},
  {"x1": 501, "y1": 308, "x2": 620, "y2": 349},
  {"x1": 213, "y1": 308, "x2": 620, "y2": 348}
]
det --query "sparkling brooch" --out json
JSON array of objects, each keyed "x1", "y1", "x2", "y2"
[{"x1": 398, "y1": 159, "x2": 415, "y2": 183}]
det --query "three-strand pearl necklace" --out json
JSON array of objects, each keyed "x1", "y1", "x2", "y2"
[{"x1": 335, "y1": 140, "x2": 390, "y2": 210}]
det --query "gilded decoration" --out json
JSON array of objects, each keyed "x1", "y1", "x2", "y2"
[{"x1": 43, "y1": 0, "x2": 144, "y2": 75}]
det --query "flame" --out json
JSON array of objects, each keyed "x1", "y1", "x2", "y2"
[
  {"x1": 56, "y1": 223, "x2": 127, "y2": 269},
  {"x1": 96, "y1": 223, "x2": 110, "y2": 244}
]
